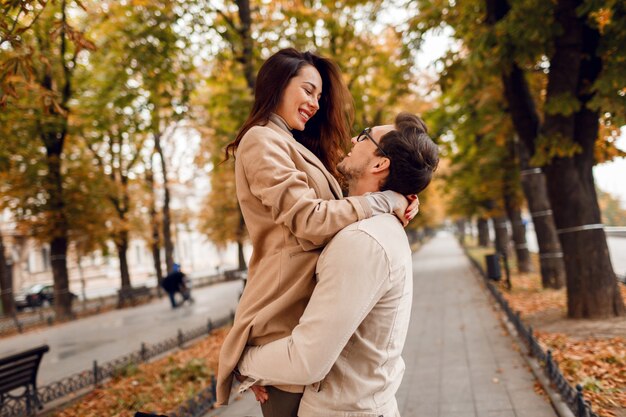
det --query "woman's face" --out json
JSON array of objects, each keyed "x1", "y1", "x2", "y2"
[{"x1": 275, "y1": 64, "x2": 323, "y2": 131}]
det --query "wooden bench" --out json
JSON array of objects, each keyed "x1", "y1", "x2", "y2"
[
  {"x1": 117, "y1": 286, "x2": 153, "y2": 308},
  {"x1": 0, "y1": 345, "x2": 49, "y2": 415}
]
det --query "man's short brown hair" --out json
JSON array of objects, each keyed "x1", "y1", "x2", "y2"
[{"x1": 377, "y1": 112, "x2": 439, "y2": 195}]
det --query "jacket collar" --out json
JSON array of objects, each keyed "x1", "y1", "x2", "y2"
[
  {"x1": 265, "y1": 119, "x2": 343, "y2": 199},
  {"x1": 269, "y1": 113, "x2": 292, "y2": 135}
]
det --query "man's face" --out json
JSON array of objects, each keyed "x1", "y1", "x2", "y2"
[{"x1": 337, "y1": 124, "x2": 394, "y2": 182}]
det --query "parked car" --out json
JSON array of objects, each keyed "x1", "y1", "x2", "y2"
[{"x1": 14, "y1": 284, "x2": 77, "y2": 310}]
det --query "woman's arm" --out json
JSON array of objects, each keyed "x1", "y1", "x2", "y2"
[
  {"x1": 237, "y1": 229, "x2": 391, "y2": 386},
  {"x1": 238, "y1": 127, "x2": 372, "y2": 247}
]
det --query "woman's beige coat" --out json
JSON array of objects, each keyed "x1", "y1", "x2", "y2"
[{"x1": 216, "y1": 119, "x2": 372, "y2": 405}]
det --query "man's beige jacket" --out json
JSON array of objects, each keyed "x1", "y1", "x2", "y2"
[
  {"x1": 238, "y1": 214, "x2": 413, "y2": 416},
  {"x1": 215, "y1": 118, "x2": 372, "y2": 405}
]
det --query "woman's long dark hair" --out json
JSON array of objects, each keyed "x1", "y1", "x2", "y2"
[{"x1": 224, "y1": 48, "x2": 354, "y2": 178}]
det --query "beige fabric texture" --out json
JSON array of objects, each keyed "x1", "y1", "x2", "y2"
[
  {"x1": 215, "y1": 120, "x2": 372, "y2": 405},
  {"x1": 239, "y1": 214, "x2": 412, "y2": 417}
]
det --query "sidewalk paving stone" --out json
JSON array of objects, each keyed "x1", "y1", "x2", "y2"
[{"x1": 0, "y1": 280, "x2": 242, "y2": 385}]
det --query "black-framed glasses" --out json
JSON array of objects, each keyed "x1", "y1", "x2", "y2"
[{"x1": 357, "y1": 127, "x2": 390, "y2": 158}]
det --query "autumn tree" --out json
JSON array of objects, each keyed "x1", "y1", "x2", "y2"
[
  {"x1": 193, "y1": 1, "x2": 254, "y2": 270},
  {"x1": 0, "y1": 0, "x2": 50, "y2": 106},
  {"x1": 144, "y1": 158, "x2": 164, "y2": 290},
  {"x1": 0, "y1": 1, "x2": 95, "y2": 318},
  {"x1": 597, "y1": 189, "x2": 626, "y2": 226},
  {"x1": 140, "y1": 0, "x2": 195, "y2": 275},
  {"x1": 82, "y1": 128, "x2": 146, "y2": 291},
  {"x1": 482, "y1": 0, "x2": 625, "y2": 317},
  {"x1": 426, "y1": 55, "x2": 535, "y2": 271},
  {"x1": 195, "y1": 1, "x2": 418, "y2": 265},
  {"x1": 73, "y1": 0, "x2": 194, "y2": 288},
  {"x1": 416, "y1": 0, "x2": 625, "y2": 316}
]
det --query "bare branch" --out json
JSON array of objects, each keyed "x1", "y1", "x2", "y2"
[
  {"x1": 126, "y1": 136, "x2": 148, "y2": 172},
  {"x1": 60, "y1": 0, "x2": 72, "y2": 108},
  {"x1": 0, "y1": 0, "x2": 50, "y2": 47},
  {"x1": 86, "y1": 140, "x2": 105, "y2": 167},
  {"x1": 211, "y1": 4, "x2": 238, "y2": 33}
]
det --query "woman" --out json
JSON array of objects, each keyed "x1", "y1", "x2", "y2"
[{"x1": 216, "y1": 48, "x2": 417, "y2": 415}]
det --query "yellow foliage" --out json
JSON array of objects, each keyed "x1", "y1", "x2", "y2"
[{"x1": 591, "y1": 8, "x2": 612, "y2": 34}]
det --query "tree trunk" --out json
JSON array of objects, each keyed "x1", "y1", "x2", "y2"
[
  {"x1": 491, "y1": 215, "x2": 509, "y2": 256},
  {"x1": 151, "y1": 235, "x2": 163, "y2": 296},
  {"x1": 116, "y1": 230, "x2": 131, "y2": 290},
  {"x1": 0, "y1": 231, "x2": 16, "y2": 316},
  {"x1": 544, "y1": 159, "x2": 622, "y2": 317},
  {"x1": 51, "y1": 236, "x2": 72, "y2": 318},
  {"x1": 236, "y1": 211, "x2": 247, "y2": 270},
  {"x1": 517, "y1": 141, "x2": 566, "y2": 288},
  {"x1": 39, "y1": 0, "x2": 73, "y2": 320},
  {"x1": 154, "y1": 133, "x2": 174, "y2": 274},
  {"x1": 76, "y1": 255, "x2": 87, "y2": 303},
  {"x1": 237, "y1": 241, "x2": 246, "y2": 271},
  {"x1": 477, "y1": 217, "x2": 490, "y2": 247},
  {"x1": 456, "y1": 219, "x2": 467, "y2": 245},
  {"x1": 236, "y1": 0, "x2": 255, "y2": 90},
  {"x1": 503, "y1": 198, "x2": 531, "y2": 273},
  {"x1": 109, "y1": 172, "x2": 133, "y2": 291},
  {"x1": 146, "y1": 165, "x2": 163, "y2": 296},
  {"x1": 486, "y1": 0, "x2": 567, "y2": 290},
  {"x1": 45, "y1": 138, "x2": 72, "y2": 319},
  {"x1": 501, "y1": 137, "x2": 531, "y2": 273},
  {"x1": 233, "y1": 0, "x2": 253, "y2": 272},
  {"x1": 541, "y1": 0, "x2": 624, "y2": 318}
]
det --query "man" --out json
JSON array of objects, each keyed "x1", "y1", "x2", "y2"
[
  {"x1": 236, "y1": 112, "x2": 439, "y2": 416},
  {"x1": 160, "y1": 263, "x2": 192, "y2": 309}
]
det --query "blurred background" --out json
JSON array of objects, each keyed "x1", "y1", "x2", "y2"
[{"x1": 1, "y1": 0, "x2": 624, "y2": 319}]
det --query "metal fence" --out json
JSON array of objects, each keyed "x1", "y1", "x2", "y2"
[
  {"x1": 166, "y1": 376, "x2": 217, "y2": 417},
  {"x1": 1, "y1": 313, "x2": 234, "y2": 417},
  {"x1": 0, "y1": 270, "x2": 235, "y2": 335},
  {"x1": 0, "y1": 296, "x2": 119, "y2": 334},
  {"x1": 466, "y1": 252, "x2": 600, "y2": 417}
]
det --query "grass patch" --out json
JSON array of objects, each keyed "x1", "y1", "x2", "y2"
[{"x1": 53, "y1": 328, "x2": 229, "y2": 417}]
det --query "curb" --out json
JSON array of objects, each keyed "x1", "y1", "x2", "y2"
[{"x1": 499, "y1": 308, "x2": 575, "y2": 417}]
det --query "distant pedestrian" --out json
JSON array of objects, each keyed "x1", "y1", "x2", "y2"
[{"x1": 160, "y1": 264, "x2": 193, "y2": 309}]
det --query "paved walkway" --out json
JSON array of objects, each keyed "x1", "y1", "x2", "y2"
[
  {"x1": 208, "y1": 232, "x2": 557, "y2": 417},
  {"x1": 0, "y1": 280, "x2": 242, "y2": 384}
]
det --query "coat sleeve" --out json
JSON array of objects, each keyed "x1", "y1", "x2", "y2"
[
  {"x1": 238, "y1": 127, "x2": 372, "y2": 247},
  {"x1": 237, "y1": 229, "x2": 391, "y2": 386}
]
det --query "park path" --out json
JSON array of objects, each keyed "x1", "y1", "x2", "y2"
[
  {"x1": 0, "y1": 280, "x2": 242, "y2": 385},
  {"x1": 209, "y1": 232, "x2": 557, "y2": 417}
]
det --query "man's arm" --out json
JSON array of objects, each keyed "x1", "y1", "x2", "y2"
[{"x1": 238, "y1": 228, "x2": 391, "y2": 386}]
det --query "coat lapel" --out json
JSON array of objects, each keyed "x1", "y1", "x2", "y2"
[{"x1": 265, "y1": 121, "x2": 343, "y2": 199}]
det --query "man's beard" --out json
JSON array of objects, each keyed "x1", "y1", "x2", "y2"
[{"x1": 337, "y1": 157, "x2": 368, "y2": 187}]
